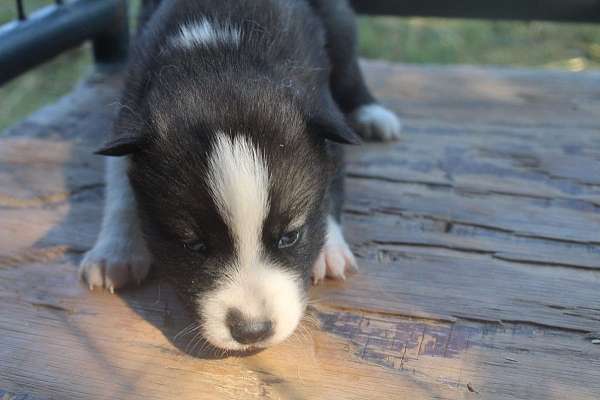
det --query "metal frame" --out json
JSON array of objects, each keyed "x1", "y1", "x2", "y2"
[
  {"x1": 1, "y1": 0, "x2": 599, "y2": 85},
  {"x1": 0, "y1": 0, "x2": 129, "y2": 85},
  {"x1": 350, "y1": 0, "x2": 600, "y2": 23}
]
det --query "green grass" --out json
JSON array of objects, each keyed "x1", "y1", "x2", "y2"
[
  {"x1": 1, "y1": 3, "x2": 600, "y2": 132},
  {"x1": 358, "y1": 17, "x2": 600, "y2": 70},
  {"x1": 0, "y1": 1, "x2": 93, "y2": 132},
  {"x1": 0, "y1": 46, "x2": 92, "y2": 132},
  {"x1": 0, "y1": 0, "x2": 121, "y2": 132}
]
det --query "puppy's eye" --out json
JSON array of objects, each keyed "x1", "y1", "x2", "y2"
[
  {"x1": 184, "y1": 240, "x2": 207, "y2": 254},
  {"x1": 277, "y1": 230, "x2": 300, "y2": 249}
]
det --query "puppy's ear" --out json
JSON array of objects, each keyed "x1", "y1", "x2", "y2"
[
  {"x1": 95, "y1": 106, "x2": 146, "y2": 156},
  {"x1": 308, "y1": 110, "x2": 361, "y2": 145},
  {"x1": 309, "y1": 89, "x2": 361, "y2": 145},
  {"x1": 95, "y1": 135, "x2": 144, "y2": 156}
]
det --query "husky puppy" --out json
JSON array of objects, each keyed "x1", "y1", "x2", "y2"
[{"x1": 80, "y1": 0, "x2": 401, "y2": 350}]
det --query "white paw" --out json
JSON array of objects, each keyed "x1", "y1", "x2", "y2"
[
  {"x1": 79, "y1": 235, "x2": 151, "y2": 293},
  {"x1": 352, "y1": 103, "x2": 402, "y2": 141},
  {"x1": 312, "y1": 217, "x2": 358, "y2": 284}
]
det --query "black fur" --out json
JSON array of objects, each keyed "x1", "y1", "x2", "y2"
[{"x1": 101, "y1": 0, "x2": 376, "y2": 315}]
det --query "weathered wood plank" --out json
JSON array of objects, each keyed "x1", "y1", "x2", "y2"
[
  {"x1": 1, "y1": 62, "x2": 600, "y2": 399},
  {"x1": 1, "y1": 259, "x2": 599, "y2": 400},
  {"x1": 346, "y1": 129, "x2": 600, "y2": 204},
  {"x1": 346, "y1": 210, "x2": 600, "y2": 270}
]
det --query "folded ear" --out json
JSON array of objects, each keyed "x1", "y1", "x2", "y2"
[
  {"x1": 308, "y1": 90, "x2": 361, "y2": 145},
  {"x1": 95, "y1": 135, "x2": 145, "y2": 156},
  {"x1": 95, "y1": 105, "x2": 146, "y2": 156},
  {"x1": 308, "y1": 111, "x2": 361, "y2": 145}
]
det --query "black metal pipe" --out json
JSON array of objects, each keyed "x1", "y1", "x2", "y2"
[
  {"x1": 92, "y1": 0, "x2": 129, "y2": 65},
  {"x1": 350, "y1": 0, "x2": 600, "y2": 23},
  {"x1": 16, "y1": 0, "x2": 26, "y2": 21},
  {"x1": 0, "y1": 0, "x2": 128, "y2": 85}
]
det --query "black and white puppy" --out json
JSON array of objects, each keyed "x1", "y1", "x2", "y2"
[{"x1": 80, "y1": 0, "x2": 401, "y2": 351}]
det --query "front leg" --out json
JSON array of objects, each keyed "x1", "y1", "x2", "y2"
[
  {"x1": 79, "y1": 156, "x2": 152, "y2": 293},
  {"x1": 312, "y1": 151, "x2": 358, "y2": 284},
  {"x1": 312, "y1": 216, "x2": 358, "y2": 284}
]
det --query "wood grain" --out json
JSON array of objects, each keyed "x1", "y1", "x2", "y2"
[{"x1": 1, "y1": 62, "x2": 599, "y2": 399}]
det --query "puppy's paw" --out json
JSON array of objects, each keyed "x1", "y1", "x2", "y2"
[
  {"x1": 312, "y1": 217, "x2": 358, "y2": 284},
  {"x1": 79, "y1": 236, "x2": 151, "y2": 293},
  {"x1": 352, "y1": 103, "x2": 402, "y2": 141}
]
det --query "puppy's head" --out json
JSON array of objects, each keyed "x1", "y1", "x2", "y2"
[{"x1": 99, "y1": 75, "x2": 357, "y2": 350}]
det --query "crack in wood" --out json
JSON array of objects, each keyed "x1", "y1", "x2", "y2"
[
  {"x1": 313, "y1": 304, "x2": 457, "y2": 324},
  {"x1": 372, "y1": 240, "x2": 600, "y2": 271},
  {"x1": 491, "y1": 253, "x2": 600, "y2": 271},
  {"x1": 346, "y1": 172, "x2": 600, "y2": 209},
  {"x1": 30, "y1": 302, "x2": 74, "y2": 314},
  {"x1": 365, "y1": 208, "x2": 600, "y2": 246},
  {"x1": 476, "y1": 318, "x2": 591, "y2": 334},
  {"x1": 373, "y1": 240, "x2": 493, "y2": 255}
]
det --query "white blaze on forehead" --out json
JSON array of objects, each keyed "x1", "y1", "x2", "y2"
[
  {"x1": 171, "y1": 18, "x2": 241, "y2": 49},
  {"x1": 208, "y1": 132, "x2": 270, "y2": 264}
]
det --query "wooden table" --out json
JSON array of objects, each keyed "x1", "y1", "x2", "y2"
[{"x1": 1, "y1": 61, "x2": 599, "y2": 399}]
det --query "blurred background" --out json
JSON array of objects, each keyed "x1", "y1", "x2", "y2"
[{"x1": 1, "y1": 0, "x2": 600, "y2": 132}]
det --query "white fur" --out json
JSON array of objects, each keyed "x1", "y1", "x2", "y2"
[
  {"x1": 171, "y1": 19, "x2": 241, "y2": 49},
  {"x1": 312, "y1": 216, "x2": 358, "y2": 284},
  {"x1": 208, "y1": 133, "x2": 270, "y2": 264},
  {"x1": 352, "y1": 103, "x2": 402, "y2": 141},
  {"x1": 79, "y1": 157, "x2": 152, "y2": 293},
  {"x1": 203, "y1": 133, "x2": 304, "y2": 350}
]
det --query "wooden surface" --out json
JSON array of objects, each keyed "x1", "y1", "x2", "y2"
[{"x1": 1, "y1": 61, "x2": 600, "y2": 399}]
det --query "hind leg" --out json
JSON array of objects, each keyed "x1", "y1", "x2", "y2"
[{"x1": 309, "y1": 0, "x2": 402, "y2": 141}]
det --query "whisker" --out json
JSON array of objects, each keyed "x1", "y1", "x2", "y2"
[
  {"x1": 288, "y1": 330, "x2": 302, "y2": 345},
  {"x1": 301, "y1": 314, "x2": 321, "y2": 329},
  {"x1": 173, "y1": 322, "x2": 202, "y2": 342},
  {"x1": 306, "y1": 297, "x2": 326, "y2": 306},
  {"x1": 173, "y1": 322, "x2": 195, "y2": 341},
  {"x1": 297, "y1": 324, "x2": 312, "y2": 344},
  {"x1": 189, "y1": 331, "x2": 206, "y2": 355},
  {"x1": 196, "y1": 339, "x2": 211, "y2": 356}
]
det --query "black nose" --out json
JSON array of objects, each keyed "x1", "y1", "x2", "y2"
[{"x1": 226, "y1": 309, "x2": 273, "y2": 345}]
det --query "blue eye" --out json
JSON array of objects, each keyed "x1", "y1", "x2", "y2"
[
  {"x1": 185, "y1": 240, "x2": 207, "y2": 253},
  {"x1": 278, "y1": 230, "x2": 300, "y2": 249}
]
